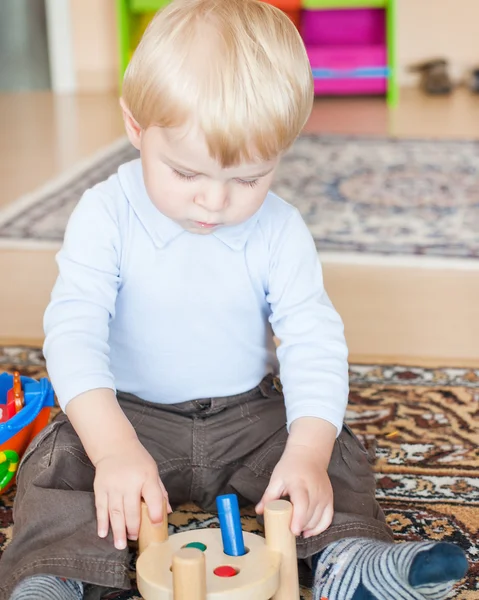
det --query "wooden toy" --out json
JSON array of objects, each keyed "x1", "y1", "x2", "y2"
[{"x1": 137, "y1": 494, "x2": 300, "y2": 599}]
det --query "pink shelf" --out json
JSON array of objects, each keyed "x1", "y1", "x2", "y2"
[
  {"x1": 306, "y1": 44, "x2": 387, "y2": 94},
  {"x1": 302, "y1": 8, "x2": 386, "y2": 46},
  {"x1": 302, "y1": 8, "x2": 387, "y2": 95}
]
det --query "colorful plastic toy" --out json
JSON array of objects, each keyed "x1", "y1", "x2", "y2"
[
  {"x1": 137, "y1": 494, "x2": 299, "y2": 599},
  {"x1": 0, "y1": 371, "x2": 55, "y2": 493}
]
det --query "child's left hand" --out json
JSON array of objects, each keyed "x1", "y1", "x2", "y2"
[
  {"x1": 255, "y1": 445, "x2": 333, "y2": 538},
  {"x1": 255, "y1": 416, "x2": 337, "y2": 538}
]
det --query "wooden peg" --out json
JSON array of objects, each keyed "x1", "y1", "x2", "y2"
[
  {"x1": 139, "y1": 498, "x2": 169, "y2": 555},
  {"x1": 172, "y1": 547, "x2": 207, "y2": 600},
  {"x1": 264, "y1": 500, "x2": 299, "y2": 600}
]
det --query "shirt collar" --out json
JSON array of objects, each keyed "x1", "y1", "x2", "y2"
[
  {"x1": 211, "y1": 214, "x2": 260, "y2": 250},
  {"x1": 118, "y1": 159, "x2": 184, "y2": 249},
  {"x1": 118, "y1": 159, "x2": 260, "y2": 251}
]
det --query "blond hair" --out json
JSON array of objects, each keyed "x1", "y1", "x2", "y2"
[{"x1": 122, "y1": 0, "x2": 313, "y2": 166}]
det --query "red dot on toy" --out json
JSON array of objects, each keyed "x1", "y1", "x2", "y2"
[{"x1": 214, "y1": 565, "x2": 238, "y2": 578}]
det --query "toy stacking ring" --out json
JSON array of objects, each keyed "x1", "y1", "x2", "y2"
[{"x1": 0, "y1": 450, "x2": 20, "y2": 490}]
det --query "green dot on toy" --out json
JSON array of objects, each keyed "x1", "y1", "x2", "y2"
[{"x1": 184, "y1": 542, "x2": 207, "y2": 552}]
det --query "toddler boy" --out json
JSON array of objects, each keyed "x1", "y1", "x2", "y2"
[{"x1": 0, "y1": 1, "x2": 467, "y2": 599}]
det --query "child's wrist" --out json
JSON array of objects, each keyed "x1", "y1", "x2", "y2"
[
  {"x1": 66, "y1": 388, "x2": 139, "y2": 465},
  {"x1": 90, "y1": 432, "x2": 140, "y2": 467},
  {"x1": 287, "y1": 417, "x2": 336, "y2": 463}
]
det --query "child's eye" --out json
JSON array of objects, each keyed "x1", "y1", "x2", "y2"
[
  {"x1": 173, "y1": 169, "x2": 197, "y2": 181},
  {"x1": 236, "y1": 178, "x2": 259, "y2": 188}
]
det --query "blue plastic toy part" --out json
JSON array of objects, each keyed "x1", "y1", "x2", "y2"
[
  {"x1": 216, "y1": 494, "x2": 246, "y2": 557},
  {"x1": 0, "y1": 373, "x2": 55, "y2": 446},
  {"x1": 312, "y1": 66, "x2": 390, "y2": 79}
]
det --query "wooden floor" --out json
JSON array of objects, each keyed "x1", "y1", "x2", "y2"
[{"x1": 1, "y1": 87, "x2": 479, "y2": 366}]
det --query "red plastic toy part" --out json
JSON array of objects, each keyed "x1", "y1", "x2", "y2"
[
  {"x1": 1, "y1": 371, "x2": 24, "y2": 423},
  {"x1": 213, "y1": 565, "x2": 238, "y2": 578}
]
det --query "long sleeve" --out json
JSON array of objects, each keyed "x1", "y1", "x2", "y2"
[
  {"x1": 43, "y1": 188, "x2": 123, "y2": 410},
  {"x1": 267, "y1": 208, "x2": 349, "y2": 434}
]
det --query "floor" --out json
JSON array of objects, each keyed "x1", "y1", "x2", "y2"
[
  {"x1": 1, "y1": 87, "x2": 479, "y2": 366},
  {"x1": 3, "y1": 87, "x2": 479, "y2": 209}
]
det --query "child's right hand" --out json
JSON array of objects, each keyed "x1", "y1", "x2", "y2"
[
  {"x1": 64, "y1": 388, "x2": 171, "y2": 550},
  {"x1": 93, "y1": 437, "x2": 171, "y2": 550}
]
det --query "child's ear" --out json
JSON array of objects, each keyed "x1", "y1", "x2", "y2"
[{"x1": 120, "y1": 98, "x2": 141, "y2": 150}]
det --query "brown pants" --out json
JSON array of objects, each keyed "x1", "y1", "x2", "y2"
[{"x1": 0, "y1": 375, "x2": 392, "y2": 598}]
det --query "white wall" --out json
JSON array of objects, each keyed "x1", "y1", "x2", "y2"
[
  {"x1": 70, "y1": 0, "x2": 119, "y2": 92},
  {"x1": 397, "y1": 0, "x2": 479, "y2": 87}
]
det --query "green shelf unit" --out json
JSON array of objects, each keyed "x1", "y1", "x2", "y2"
[
  {"x1": 385, "y1": 0, "x2": 398, "y2": 106},
  {"x1": 303, "y1": 0, "x2": 387, "y2": 7},
  {"x1": 130, "y1": 0, "x2": 171, "y2": 10},
  {"x1": 117, "y1": 0, "x2": 171, "y2": 81},
  {"x1": 116, "y1": 0, "x2": 398, "y2": 106}
]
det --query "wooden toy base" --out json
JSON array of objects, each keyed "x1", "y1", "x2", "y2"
[
  {"x1": 137, "y1": 529, "x2": 281, "y2": 599},
  {"x1": 137, "y1": 499, "x2": 299, "y2": 600}
]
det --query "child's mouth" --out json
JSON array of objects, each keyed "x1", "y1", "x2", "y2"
[{"x1": 194, "y1": 221, "x2": 220, "y2": 228}]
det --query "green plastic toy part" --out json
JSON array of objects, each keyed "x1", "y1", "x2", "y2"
[{"x1": 0, "y1": 449, "x2": 20, "y2": 490}]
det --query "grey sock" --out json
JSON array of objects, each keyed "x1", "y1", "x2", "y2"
[
  {"x1": 10, "y1": 575, "x2": 83, "y2": 600},
  {"x1": 313, "y1": 538, "x2": 468, "y2": 600}
]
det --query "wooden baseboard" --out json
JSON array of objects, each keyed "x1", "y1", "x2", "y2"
[
  {"x1": 0, "y1": 341, "x2": 475, "y2": 369},
  {"x1": 0, "y1": 337, "x2": 44, "y2": 348},
  {"x1": 1, "y1": 252, "x2": 478, "y2": 369},
  {"x1": 349, "y1": 353, "x2": 479, "y2": 369},
  {"x1": 324, "y1": 263, "x2": 479, "y2": 368}
]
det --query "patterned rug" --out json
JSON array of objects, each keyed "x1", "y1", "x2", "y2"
[
  {"x1": 1, "y1": 136, "x2": 479, "y2": 262},
  {"x1": 0, "y1": 346, "x2": 478, "y2": 599}
]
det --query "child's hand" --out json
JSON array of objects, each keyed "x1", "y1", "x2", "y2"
[
  {"x1": 255, "y1": 416, "x2": 337, "y2": 538},
  {"x1": 93, "y1": 438, "x2": 171, "y2": 550},
  {"x1": 255, "y1": 444, "x2": 333, "y2": 538}
]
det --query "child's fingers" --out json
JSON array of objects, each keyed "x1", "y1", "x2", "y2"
[
  {"x1": 124, "y1": 493, "x2": 141, "y2": 541},
  {"x1": 142, "y1": 478, "x2": 167, "y2": 525},
  {"x1": 158, "y1": 477, "x2": 173, "y2": 513},
  {"x1": 289, "y1": 487, "x2": 310, "y2": 536},
  {"x1": 95, "y1": 490, "x2": 109, "y2": 539},
  {"x1": 302, "y1": 503, "x2": 323, "y2": 537},
  {"x1": 108, "y1": 497, "x2": 128, "y2": 550},
  {"x1": 302, "y1": 503, "x2": 326, "y2": 538},
  {"x1": 303, "y1": 503, "x2": 334, "y2": 538},
  {"x1": 255, "y1": 477, "x2": 285, "y2": 515}
]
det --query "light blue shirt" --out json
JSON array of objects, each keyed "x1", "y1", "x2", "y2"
[{"x1": 44, "y1": 159, "x2": 349, "y2": 433}]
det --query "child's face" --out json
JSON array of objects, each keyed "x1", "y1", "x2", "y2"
[{"x1": 139, "y1": 124, "x2": 279, "y2": 234}]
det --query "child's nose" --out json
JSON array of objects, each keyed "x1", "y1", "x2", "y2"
[{"x1": 194, "y1": 184, "x2": 228, "y2": 212}]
